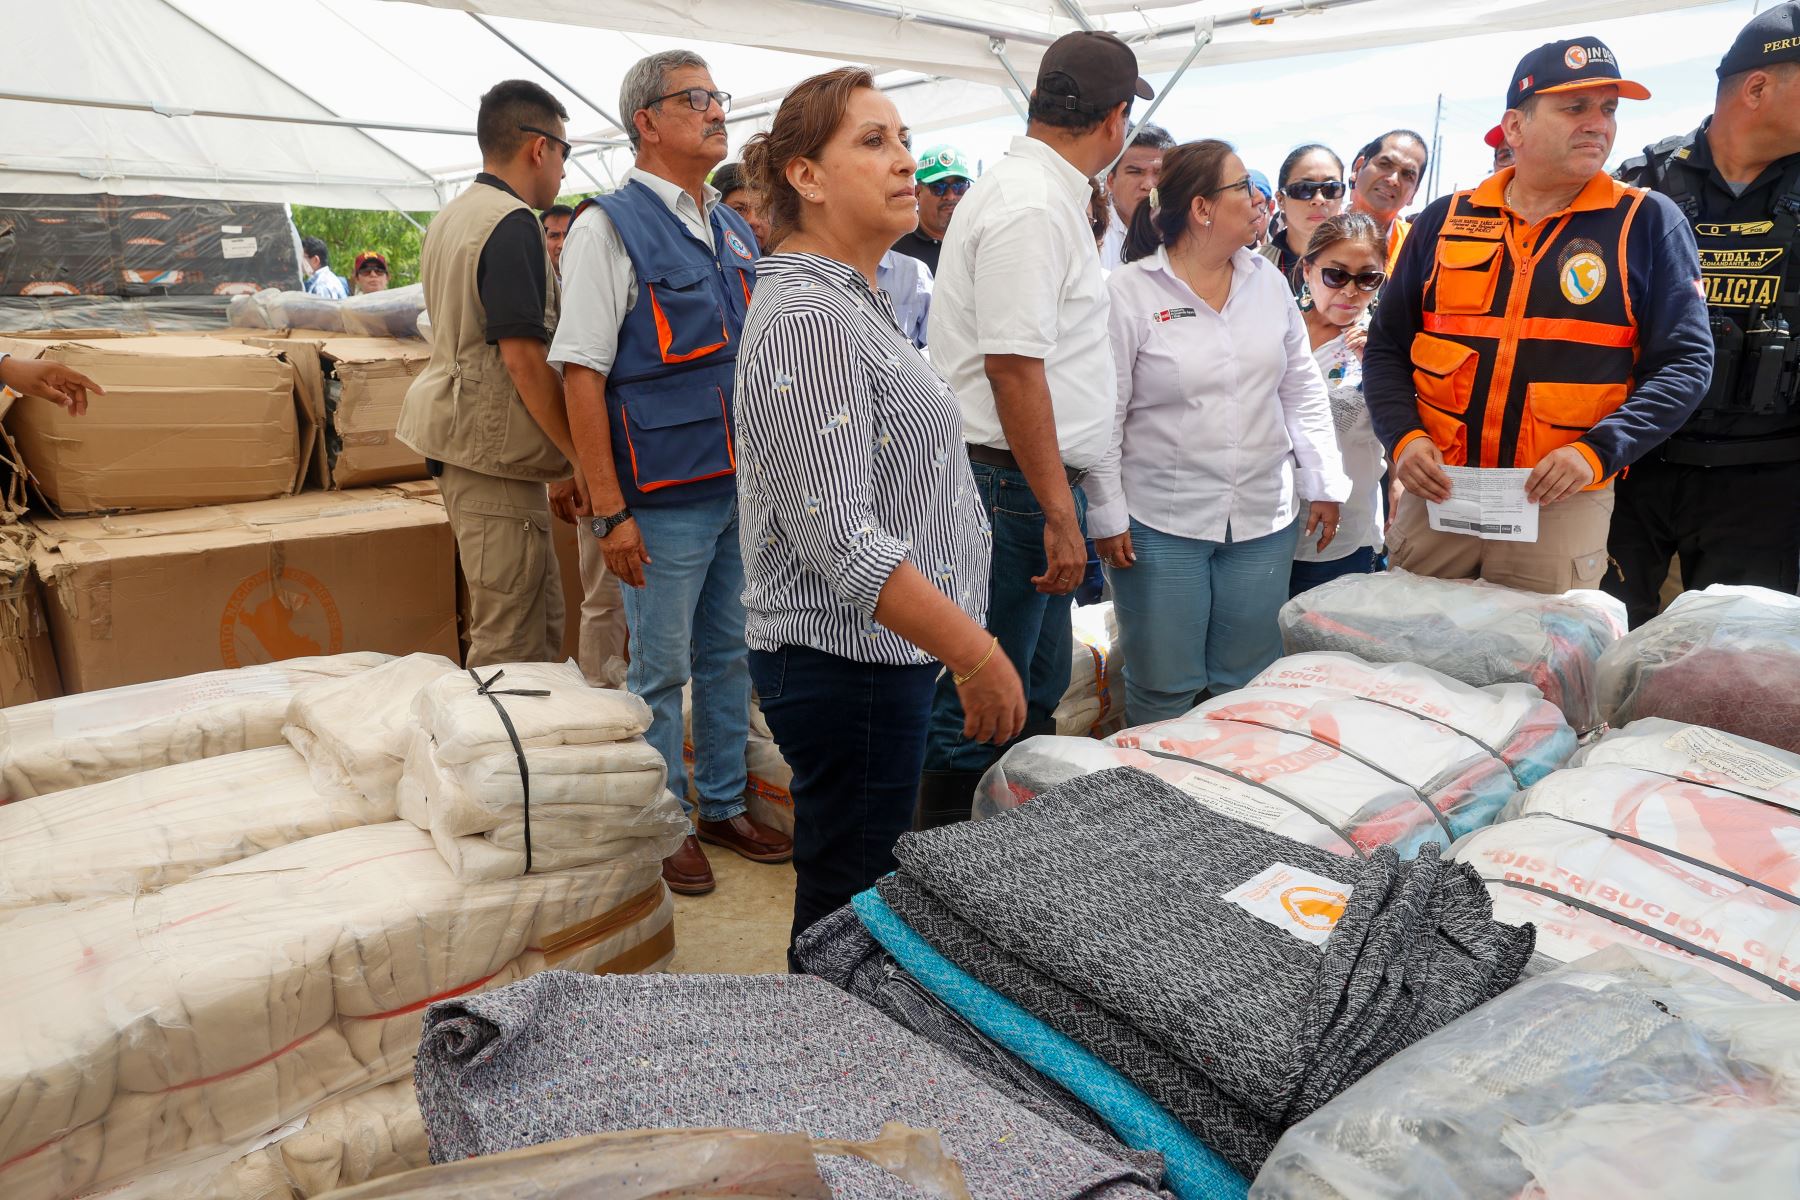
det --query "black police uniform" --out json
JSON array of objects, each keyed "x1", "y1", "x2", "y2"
[{"x1": 1604, "y1": 122, "x2": 1800, "y2": 626}]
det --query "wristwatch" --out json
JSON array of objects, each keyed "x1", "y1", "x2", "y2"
[{"x1": 590, "y1": 508, "x2": 634, "y2": 538}]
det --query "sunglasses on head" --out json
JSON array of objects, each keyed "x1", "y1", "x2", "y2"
[
  {"x1": 1282, "y1": 179, "x2": 1346, "y2": 202},
  {"x1": 925, "y1": 178, "x2": 972, "y2": 197},
  {"x1": 1317, "y1": 265, "x2": 1387, "y2": 293},
  {"x1": 649, "y1": 87, "x2": 732, "y2": 114},
  {"x1": 518, "y1": 125, "x2": 571, "y2": 161}
]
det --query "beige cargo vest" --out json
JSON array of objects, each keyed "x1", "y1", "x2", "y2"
[{"x1": 398, "y1": 181, "x2": 567, "y2": 481}]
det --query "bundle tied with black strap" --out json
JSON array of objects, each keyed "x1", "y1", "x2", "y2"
[{"x1": 396, "y1": 660, "x2": 690, "y2": 882}]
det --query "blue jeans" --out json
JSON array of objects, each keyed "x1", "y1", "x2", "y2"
[
  {"x1": 1107, "y1": 516, "x2": 1302, "y2": 726},
  {"x1": 749, "y1": 646, "x2": 938, "y2": 963},
  {"x1": 621, "y1": 494, "x2": 750, "y2": 823},
  {"x1": 1289, "y1": 545, "x2": 1377, "y2": 598},
  {"x1": 925, "y1": 462, "x2": 1087, "y2": 773}
]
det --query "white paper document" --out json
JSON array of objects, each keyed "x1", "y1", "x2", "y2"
[{"x1": 1426, "y1": 467, "x2": 1539, "y2": 542}]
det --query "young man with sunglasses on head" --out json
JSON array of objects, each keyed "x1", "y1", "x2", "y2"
[
  {"x1": 398, "y1": 79, "x2": 583, "y2": 668},
  {"x1": 1364, "y1": 37, "x2": 1712, "y2": 595},
  {"x1": 892, "y1": 145, "x2": 973, "y2": 274},
  {"x1": 549, "y1": 50, "x2": 789, "y2": 898}
]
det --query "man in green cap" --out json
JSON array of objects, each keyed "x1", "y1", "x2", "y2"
[{"x1": 893, "y1": 144, "x2": 973, "y2": 273}]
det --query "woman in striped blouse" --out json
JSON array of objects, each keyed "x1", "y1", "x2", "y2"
[{"x1": 735, "y1": 67, "x2": 1025, "y2": 961}]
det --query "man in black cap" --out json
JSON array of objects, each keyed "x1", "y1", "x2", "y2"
[
  {"x1": 1607, "y1": 1, "x2": 1800, "y2": 625},
  {"x1": 1366, "y1": 35, "x2": 1712, "y2": 595},
  {"x1": 919, "y1": 31, "x2": 1150, "y2": 825}
]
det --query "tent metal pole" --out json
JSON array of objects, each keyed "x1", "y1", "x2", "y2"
[
  {"x1": 20, "y1": 162, "x2": 444, "y2": 194},
  {"x1": 1056, "y1": 0, "x2": 1097, "y2": 31},
  {"x1": 466, "y1": 12, "x2": 631, "y2": 135},
  {"x1": 1102, "y1": 25, "x2": 1212, "y2": 178},
  {"x1": 987, "y1": 38, "x2": 1034, "y2": 100},
  {"x1": 779, "y1": 0, "x2": 1059, "y2": 45},
  {"x1": 1130, "y1": 0, "x2": 1383, "y2": 45},
  {"x1": 386, "y1": 201, "x2": 429, "y2": 233},
  {"x1": 1, "y1": 88, "x2": 475, "y2": 140}
]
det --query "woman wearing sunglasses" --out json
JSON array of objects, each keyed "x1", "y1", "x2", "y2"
[
  {"x1": 1259, "y1": 144, "x2": 1346, "y2": 296},
  {"x1": 1091, "y1": 139, "x2": 1349, "y2": 724},
  {"x1": 1289, "y1": 211, "x2": 1389, "y2": 597}
]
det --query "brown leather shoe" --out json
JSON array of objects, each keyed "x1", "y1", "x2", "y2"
[
  {"x1": 661, "y1": 834, "x2": 716, "y2": 895},
  {"x1": 696, "y1": 813, "x2": 794, "y2": 864}
]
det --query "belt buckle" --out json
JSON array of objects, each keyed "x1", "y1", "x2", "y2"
[{"x1": 1066, "y1": 466, "x2": 1089, "y2": 487}]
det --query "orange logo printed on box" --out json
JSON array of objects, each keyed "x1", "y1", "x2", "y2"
[{"x1": 219, "y1": 566, "x2": 344, "y2": 667}]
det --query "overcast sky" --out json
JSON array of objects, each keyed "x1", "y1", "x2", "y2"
[{"x1": 922, "y1": 0, "x2": 1762, "y2": 205}]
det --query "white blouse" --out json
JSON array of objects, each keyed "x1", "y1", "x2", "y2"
[
  {"x1": 1295, "y1": 330, "x2": 1387, "y2": 563},
  {"x1": 1086, "y1": 246, "x2": 1349, "y2": 544}
]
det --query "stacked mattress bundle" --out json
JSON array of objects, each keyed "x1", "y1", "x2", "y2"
[
  {"x1": 977, "y1": 653, "x2": 1574, "y2": 858},
  {"x1": 397, "y1": 662, "x2": 689, "y2": 881},
  {"x1": 1597, "y1": 585, "x2": 1800, "y2": 753},
  {"x1": 1279, "y1": 570, "x2": 1625, "y2": 731},
  {"x1": 801, "y1": 767, "x2": 1533, "y2": 1194},
  {"x1": 1252, "y1": 950, "x2": 1800, "y2": 1198},
  {"x1": 1452, "y1": 718, "x2": 1800, "y2": 1002}
]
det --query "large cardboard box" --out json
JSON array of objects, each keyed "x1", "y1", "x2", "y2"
[
  {"x1": 0, "y1": 537, "x2": 60, "y2": 706},
  {"x1": 0, "y1": 334, "x2": 303, "y2": 514},
  {"x1": 30, "y1": 487, "x2": 458, "y2": 694},
  {"x1": 319, "y1": 338, "x2": 429, "y2": 488}
]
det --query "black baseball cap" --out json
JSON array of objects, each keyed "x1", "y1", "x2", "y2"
[
  {"x1": 1036, "y1": 31, "x2": 1153, "y2": 115},
  {"x1": 1505, "y1": 37, "x2": 1651, "y2": 110},
  {"x1": 1719, "y1": 1, "x2": 1800, "y2": 78}
]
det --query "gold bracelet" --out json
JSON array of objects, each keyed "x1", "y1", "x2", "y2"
[{"x1": 953, "y1": 637, "x2": 999, "y2": 687}]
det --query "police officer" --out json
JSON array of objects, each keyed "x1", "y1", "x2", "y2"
[
  {"x1": 1607, "y1": 2, "x2": 1800, "y2": 626},
  {"x1": 1365, "y1": 37, "x2": 1714, "y2": 595}
]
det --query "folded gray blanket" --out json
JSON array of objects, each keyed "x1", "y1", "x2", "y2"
[
  {"x1": 875, "y1": 873, "x2": 1280, "y2": 1176},
  {"x1": 892, "y1": 767, "x2": 1533, "y2": 1129},
  {"x1": 414, "y1": 970, "x2": 1164, "y2": 1200}
]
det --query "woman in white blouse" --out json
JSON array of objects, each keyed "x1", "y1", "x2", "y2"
[
  {"x1": 1090, "y1": 139, "x2": 1349, "y2": 725},
  {"x1": 1289, "y1": 211, "x2": 1390, "y2": 597}
]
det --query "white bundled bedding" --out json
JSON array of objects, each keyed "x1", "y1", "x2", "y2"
[
  {"x1": 0, "y1": 653, "x2": 391, "y2": 802},
  {"x1": 416, "y1": 662, "x2": 651, "y2": 762},
  {"x1": 282, "y1": 654, "x2": 460, "y2": 805},
  {"x1": 0, "y1": 821, "x2": 671, "y2": 1200}
]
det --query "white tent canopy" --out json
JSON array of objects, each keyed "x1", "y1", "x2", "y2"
[{"x1": 0, "y1": 0, "x2": 1713, "y2": 210}]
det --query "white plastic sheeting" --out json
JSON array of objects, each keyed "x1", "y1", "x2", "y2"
[{"x1": 3, "y1": 0, "x2": 1714, "y2": 209}]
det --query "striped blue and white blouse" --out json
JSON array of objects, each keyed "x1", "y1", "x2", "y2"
[{"x1": 734, "y1": 252, "x2": 990, "y2": 666}]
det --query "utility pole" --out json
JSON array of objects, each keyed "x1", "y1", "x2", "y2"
[{"x1": 1427, "y1": 93, "x2": 1446, "y2": 203}]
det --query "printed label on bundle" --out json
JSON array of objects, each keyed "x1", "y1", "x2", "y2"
[
  {"x1": 1221, "y1": 862, "x2": 1353, "y2": 947},
  {"x1": 1172, "y1": 774, "x2": 1292, "y2": 829},
  {"x1": 1665, "y1": 726, "x2": 1797, "y2": 791}
]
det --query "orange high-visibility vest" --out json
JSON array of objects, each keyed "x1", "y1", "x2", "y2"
[{"x1": 1397, "y1": 170, "x2": 1650, "y2": 485}]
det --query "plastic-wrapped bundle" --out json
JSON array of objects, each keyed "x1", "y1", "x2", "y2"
[
  {"x1": 225, "y1": 284, "x2": 426, "y2": 339},
  {"x1": 1279, "y1": 570, "x2": 1624, "y2": 731},
  {"x1": 1597, "y1": 585, "x2": 1800, "y2": 753},
  {"x1": 1453, "y1": 719, "x2": 1800, "y2": 1001},
  {"x1": 0, "y1": 653, "x2": 391, "y2": 802},
  {"x1": 0, "y1": 822, "x2": 673, "y2": 1200},
  {"x1": 1056, "y1": 602, "x2": 1126, "y2": 738},
  {"x1": 976, "y1": 654, "x2": 1576, "y2": 858},
  {"x1": 0, "y1": 746, "x2": 375, "y2": 913},
  {"x1": 282, "y1": 653, "x2": 459, "y2": 806},
  {"x1": 413, "y1": 662, "x2": 650, "y2": 762},
  {"x1": 1250, "y1": 950, "x2": 1800, "y2": 1199}
]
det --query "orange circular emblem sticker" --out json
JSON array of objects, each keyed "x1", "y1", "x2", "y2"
[
  {"x1": 1280, "y1": 885, "x2": 1349, "y2": 931},
  {"x1": 219, "y1": 566, "x2": 344, "y2": 667},
  {"x1": 1564, "y1": 45, "x2": 1589, "y2": 69}
]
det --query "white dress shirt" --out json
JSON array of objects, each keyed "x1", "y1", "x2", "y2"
[
  {"x1": 1099, "y1": 205, "x2": 1129, "y2": 273},
  {"x1": 876, "y1": 249, "x2": 933, "y2": 349},
  {"x1": 548, "y1": 168, "x2": 720, "y2": 377},
  {"x1": 1087, "y1": 245, "x2": 1350, "y2": 543},
  {"x1": 1295, "y1": 330, "x2": 1386, "y2": 563},
  {"x1": 926, "y1": 135, "x2": 1116, "y2": 471}
]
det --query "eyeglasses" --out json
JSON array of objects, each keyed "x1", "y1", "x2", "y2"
[
  {"x1": 1316, "y1": 265, "x2": 1387, "y2": 293},
  {"x1": 518, "y1": 125, "x2": 571, "y2": 162},
  {"x1": 1281, "y1": 179, "x2": 1346, "y2": 202},
  {"x1": 924, "y1": 178, "x2": 972, "y2": 197},
  {"x1": 648, "y1": 88, "x2": 732, "y2": 115},
  {"x1": 1209, "y1": 176, "x2": 1257, "y2": 199}
]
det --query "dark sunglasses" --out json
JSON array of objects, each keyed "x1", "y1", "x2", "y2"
[
  {"x1": 518, "y1": 125, "x2": 571, "y2": 161},
  {"x1": 649, "y1": 87, "x2": 732, "y2": 114},
  {"x1": 1317, "y1": 265, "x2": 1387, "y2": 293},
  {"x1": 1282, "y1": 179, "x2": 1346, "y2": 202},
  {"x1": 924, "y1": 178, "x2": 972, "y2": 197}
]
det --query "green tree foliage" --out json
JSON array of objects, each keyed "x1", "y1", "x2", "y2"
[{"x1": 291, "y1": 205, "x2": 432, "y2": 287}]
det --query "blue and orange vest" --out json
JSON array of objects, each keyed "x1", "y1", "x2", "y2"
[
  {"x1": 580, "y1": 181, "x2": 758, "y2": 507},
  {"x1": 1400, "y1": 169, "x2": 1649, "y2": 486}
]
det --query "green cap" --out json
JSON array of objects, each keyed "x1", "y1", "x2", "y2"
[{"x1": 915, "y1": 145, "x2": 972, "y2": 186}]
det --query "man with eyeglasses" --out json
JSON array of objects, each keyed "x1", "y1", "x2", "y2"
[
  {"x1": 398, "y1": 78, "x2": 583, "y2": 668},
  {"x1": 550, "y1": 50, "x2": 788, "y2": 898},
  {"x1": 893, "y1": 145, "x2": 973, "y2": 274},
  {"x1": 1365, "y1": 37, "x2": 1712, "y2": 595},
  {"x1": 1348, "y1": 130, "x2": 1429, "y2": 272}
]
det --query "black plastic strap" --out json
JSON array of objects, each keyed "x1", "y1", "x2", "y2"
[
  {"x1": 1206, "y1": 715, "x2": 1456, "y2": 845},
  {"x1": 1490, "y1": 877, "x2": 1800, "y2": 1001},
  {"x1": 469, "y1": 668, "x2": 552, "y2": 874},
  {"x1": 1515, "y1": 811, "x2": 1800, "y2": 910},
  {"x1": 1134, "y1": 744, "x2": 1367, "y2": 858}
]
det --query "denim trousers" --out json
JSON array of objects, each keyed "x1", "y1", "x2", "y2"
[
  {"x1": 924, "y1": 461, "x2": 1087, "y2": 774},
  {"x1": 621, "y1": 493, "x2": 750, "y2": 823},
  {"x1": 1107, "y1": 516, "x2": 1302, "y2": 726},
  {"x1": 1288, "y1": 545, "x2": 1377, "y2": 599},
  {"x1": 748, "y1": 645, "x2": 938, "y2": 961}
]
